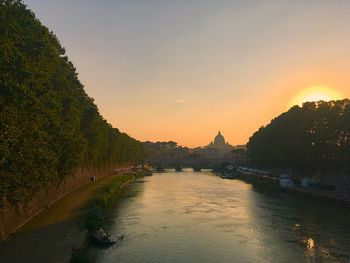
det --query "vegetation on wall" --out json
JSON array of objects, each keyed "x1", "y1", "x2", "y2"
[
  {"x1": 247, "y1": 99, "x2": 350, "y2": 174},
  {"x1": 0, "y1": 0, "x2": 144, "y2": 209}
]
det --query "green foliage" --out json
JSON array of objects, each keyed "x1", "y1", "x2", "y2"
[
  {"x1": 0, "y1": 1, "x2": 144, "y2": 208},
  {"x1": 84, "y1": 175, "x2": 133, "y2": 231},
  {"x1": 247, "y1": 100, "x2": 350, "y2": 174}
]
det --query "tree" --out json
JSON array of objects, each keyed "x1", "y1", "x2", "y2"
[
  {"x1": 0, "y1": 1, "x2": 144, "y2": 208},
  {"x1": 247, "y1": 100, "x2": 350, "y2": 174}
]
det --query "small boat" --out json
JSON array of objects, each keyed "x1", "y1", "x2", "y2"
[{"x1": 90, "y1": 228, "x2": 116, "y2": 246}]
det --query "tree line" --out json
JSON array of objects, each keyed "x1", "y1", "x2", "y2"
[
  {"x1": 0, "y1": 0, "x2": 144, "y2": 208},
  {"x1": 143, "y1": 141, "x2": 190, "y2": 160},
  {"x1": 247, "y1": 99, "x2": 350, "y2": 174}
]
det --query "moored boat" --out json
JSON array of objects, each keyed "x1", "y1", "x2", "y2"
[{"x1": 90, "y1": 228, "x2": 116, "y2": 246}]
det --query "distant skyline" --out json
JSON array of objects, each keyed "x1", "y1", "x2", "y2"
[{"x1": 25, "y1": 0, "x2": 350, "y2": 147}]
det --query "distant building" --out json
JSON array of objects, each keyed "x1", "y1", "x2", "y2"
[
  {"x1": 205, "y1": 131, "x2": 234, "y2": 153},
  {"x1": 192, "y1": 131, "x2": 234, "y2": 159}
]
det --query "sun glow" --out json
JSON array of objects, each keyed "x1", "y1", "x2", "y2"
[{"x1": 290, "y1": 86, "x2": 343, "y2": 107}]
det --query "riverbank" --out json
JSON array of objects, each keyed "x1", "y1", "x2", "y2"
[
  {"x1": 0, "y1": 168, "x2": 145, "y2": 263},
  {"x1": 223, "y1": 171, "x2": 350, "y2": 206},
  {"x1": 84, "y1": 174, "x2": 135, "y2": 232},
  {"x1": 280, "y1": 186, "x2": 350, "y2": 205},
  {"x1": 72, "y1": 174, "x2": 136, "y2": 263}
]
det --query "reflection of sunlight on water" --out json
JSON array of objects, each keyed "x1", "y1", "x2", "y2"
[
  {"x1": 306, "y1": 238, "x2": 315, "y2": 261},
  {"x1": 307, "y1": 238, "x2": 314, "y2": 249}
]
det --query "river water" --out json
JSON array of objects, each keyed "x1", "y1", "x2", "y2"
[{"x1": 94, "y1": 170, "x2": 350, "y2": 263}]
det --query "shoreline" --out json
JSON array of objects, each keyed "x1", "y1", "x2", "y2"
[
  {"x1": 72, "y1": 173, "x2": 138, "y2": 262},
  {"x1": 280, "y1": 186, "x2": 350, "y2": 205},
  {"x1": 0, "y1": 167, "x2": 147, "y2": 263},
  {"x1": 70, "y1": 168, "x2": 150, "y2": 263},
  {"x1": 222, "y1": 172, "x2": 350, "y2": 206}
]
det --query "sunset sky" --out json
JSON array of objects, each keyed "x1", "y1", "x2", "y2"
[{"x1": 25, "y1": 0, "x2": 350, "y2": 148}]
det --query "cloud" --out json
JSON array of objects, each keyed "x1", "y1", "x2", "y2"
[{"x1": 176, "y1": 98, "x2": 186, "y2": 103}]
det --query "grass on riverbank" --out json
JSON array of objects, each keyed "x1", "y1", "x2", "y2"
[
  {"x1": 84, "y1": 174, "x2": 134, "y2": 231},
  {"x1": 18, "y1": 174, "x2": 132, "y2": 233},
  {"x1": 70, "y1": 174, "x2": 135, "y2": 263}
]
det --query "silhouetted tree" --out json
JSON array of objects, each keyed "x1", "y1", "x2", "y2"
[{"x1": 247, "y1": 100, "x2": 350, "y2": 174}]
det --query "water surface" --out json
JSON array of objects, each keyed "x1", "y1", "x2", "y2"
[{"x1": 95, "y1": 171, "x2": 350, "y2": 263}]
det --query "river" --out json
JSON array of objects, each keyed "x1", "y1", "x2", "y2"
[{"x1": 93, "y1": 170, "x2": 350, "y2": 263}]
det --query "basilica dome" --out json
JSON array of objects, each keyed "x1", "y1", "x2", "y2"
[
  {"x1": 213, "y1": 131, "x2": 225, "y2": 146},
  {"x1": 203, "y1": 130, "x2": 234, "y2": 155}
]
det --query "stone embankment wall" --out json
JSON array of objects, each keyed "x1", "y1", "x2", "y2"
[{"x1": 0, "y1": 166, "x2": 113, "y2": 240}]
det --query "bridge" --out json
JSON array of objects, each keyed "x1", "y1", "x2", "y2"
[{"x1": 147, "y1": 157, "x2": 235, "y2": 171}]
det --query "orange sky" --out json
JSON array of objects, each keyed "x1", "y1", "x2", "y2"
[{"x1": 26, "y1": 0, "x2": 350, "y2": 147}]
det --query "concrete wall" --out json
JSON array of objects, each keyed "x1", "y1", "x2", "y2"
[{"x1": 0, "y1": 166, "x2": 113, "y2": 240}]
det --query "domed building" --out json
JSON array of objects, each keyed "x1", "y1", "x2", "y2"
[
  {"x1": 205, "y1": 131, "x2": 233, "y2": 150},
  {"x1": 205, "y1": 131, "x2": 234, "y2": 153},
  {"x1": 190, "y1": 131, "x2": 235, "y2": 159}
]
